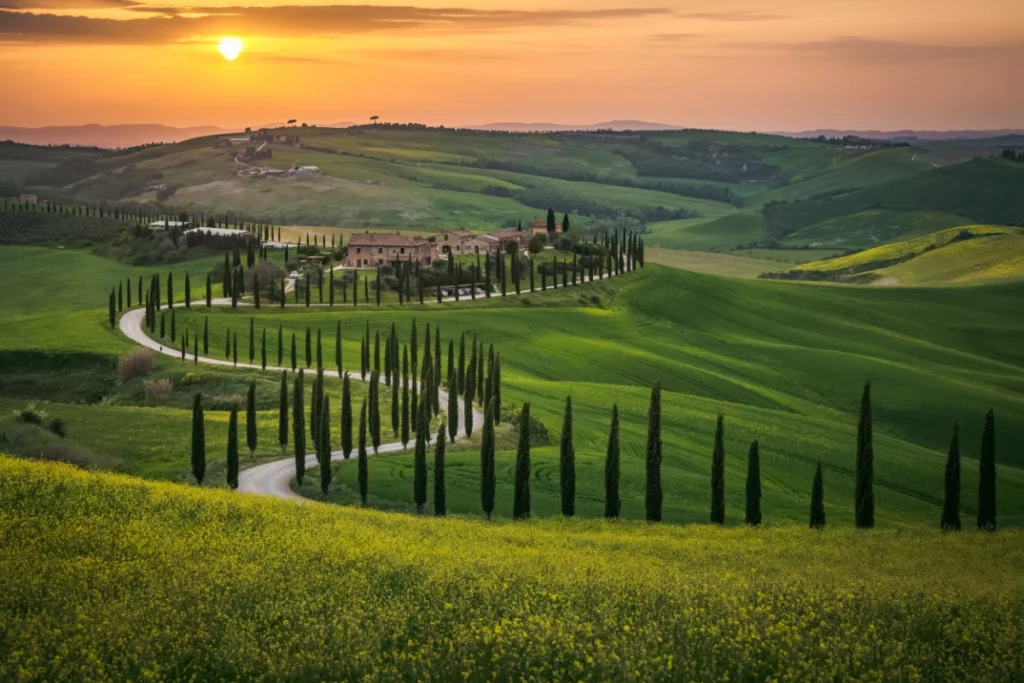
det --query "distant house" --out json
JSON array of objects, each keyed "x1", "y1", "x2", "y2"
[
  {"x1": 296, "y1": 166, "x2": 320, "y2": 175},
  {"x1": 149, "y1": 220, "x2": 191, "y2": 230},
  {"x1": 529, "y1": 217, "x2": 561, "y2": 236},
  {"x1": 483, "y1": 229, "x2": 530, "y2": 252},
  {"x1": 344, "y1": 232, "x2": 433, "y2": 268},
  {"x1": 183, "y1": 226, "x2": 253, "y2": 237},
  {"x1": 437, "y1": 230, "x2": 476, "y2": 255},
  {"x1": 227, "y1": 136, "x2": 252, "y2": 146},
  {"x1": 18, "y1": 194, "x2": 38, "y2": 204}
]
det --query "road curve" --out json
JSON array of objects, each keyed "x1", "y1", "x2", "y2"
[{"x1": 119, "y1": 301, "x2": 484, "y2": 502}]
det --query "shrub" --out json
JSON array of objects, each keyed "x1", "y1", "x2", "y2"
[
  {"x1": 48, "y1": 418, "x2": 67, "y2": 438},
  {"x1": 209, "y1": 394, "x2": 245, "y2": 411},
  {"x1": 118, "y1": 348, "x2": 155, "y2": 382},
  {"x1": 13, "y1": 404, "x2": 46, "y2": 425},
  {"x1": 511, "y1": 411, "x2": 550, "y2": 447},
  {"x1": 528, "y1": 233, "x2": 546, "y2": 254},
  {"x1": 143, "y1": 378, "x2": 174, "y2": 402}
]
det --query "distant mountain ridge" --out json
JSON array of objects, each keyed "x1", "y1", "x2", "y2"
[
  {"x1": 780, "y1": 129, "x2": 1024, "y2": 141},
  {"x1": 469, "y1": 120, "x2": 684, "y2": 132},
  {"x1": 0, "y1": 124, "x2": 231, "y2": 148}
]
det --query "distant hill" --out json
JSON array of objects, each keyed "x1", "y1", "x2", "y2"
[
  {"x1": 0, "y1": 124, "x2": 231, "y2": 149},
  {"x1": 780, "y1": 129, "x2": 1024, "y2": 142},
  {"x1": 470, "y1": 120, "x2": 684, "y2": 132}
]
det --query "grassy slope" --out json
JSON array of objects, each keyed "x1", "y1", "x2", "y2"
[
  {"x1": 175, "y1": 266, "x2": 1024, "y2": 525},
  {"x1": 781, "y1": 209, "x2": 970, "y2": 249},
  {"x1": 2, "y1": 456, "x2": 1022, "y2": 681},
  {"x1": 644, "y1": 247, "x2": 777, "y2": 278},
  {"x1": 786, "y1": 226, "x2": 1024, "y2": 285}
]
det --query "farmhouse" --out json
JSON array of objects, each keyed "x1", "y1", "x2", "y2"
[
  {"x1": 529, "y1": 217, "x2": 561, "y2": 236},
  {"x1": 344, "y1": 232, "x2": 434, "y2": 268},
  {"x1": 437, "y1": 228, "x2": 530, "y2": 256},
  {"x1": 149, "y1": 220, "x2": 191, "y2": 230},
  {"x1": 18, "y1": 194, "x2": 38, "y2": 204},
  {"x1": 482, "y1": 229, "x2": 530, "y2": 252}
]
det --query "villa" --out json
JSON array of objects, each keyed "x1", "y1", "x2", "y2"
[{"x1": 344, "y1": 232, "x2": 434, "y2": 268}]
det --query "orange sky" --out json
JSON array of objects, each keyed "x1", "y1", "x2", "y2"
[{"x1": 1, "y1": 0, "x2": 1022, "y2": 130}]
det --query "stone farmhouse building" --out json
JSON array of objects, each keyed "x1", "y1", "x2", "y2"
[
  {"x1": 529, "y1": 217, "x2": 562, "y2": 236},
  {"x1": 437, "y1": 229, "x2": 530, "y2": 256},
  {"x1": 344, "y1": 232, "x2": 434, "y2": 268}
]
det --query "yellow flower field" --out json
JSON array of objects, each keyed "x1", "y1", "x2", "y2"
[{"x1": 1, "y1": 456, "x2": 1022, "y2": 681}]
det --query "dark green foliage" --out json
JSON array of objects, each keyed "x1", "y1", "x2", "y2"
[
  {"x1": 191, "y1": 393, "x2": 205, "y2": 485},
  {"x1": 226, "y1": 407, "x2": 239, "y2": 489},
  {"x1": 246, "y1": 380, "x2": 257, "y2": 455},
  {"x1": 206, "y1": 273, "x2": 212, "y2": 307},
  {"x1": 855, "y1": 382, "x2": 875, "y2": 529},
  {"x1": 319, "y1": 396, "x2": 332, "y2": 495},
  {"x1": 447, "y1": 369, "x2": 458, "y2": 444},
  {"x1": 304, "y1": 327, "x2": 311, "y2": 368},
  {"x1": 560, "y1": 396, "x2": 575, "y2": 517},
  {"x1": 810, "y1": 462, "x2": 826, "y2": 529},
  {"x1": 290, "y1": 334, "x2": 297, "y2": 372},
  {"x1": 463, "y1": 366, "x2": 474, "y2": 439},
  {"x1": 457, "y1": 333, "x2": 466, "y2": 395},
  {"x1": 645, "y1": 381, "x2": 663, "y2": 522},
  {"x1": 335, "y1": 321, "x2": 342, "y2": 374},
  {"x1": 261, "y1": 329, "x2": 267, "y2": 370},
  {"x1": 278, "y1": 325, "x2": 283, "y2": 367},
  {"x1": 203, "y1": 317, "x2": 209, "y2": 355},
  {"x1": 108, "y1": 290, "x2": 115, "y2": 329},
  {"x1": 341, "y1": 373, "x2": 353, "y2": 459},
  {"x1": 434, "y1": 420, "x2": 446, "y2": 517},
  {"x1": 358, "y1": 400, "x2": 368, "y2": 505},
  {"x1": 941, "y1": 422, "x2": 961, "y2": 531},
  {"x1": 369, "y1": 370, "x2": 381, "y2": 453},
  {"x1": 493, "y1": 353, "x2": 502, "y2": 426},
  {"x1": 480, "y1": 398, "x2": 496, "y2": 519},
  {"x1": 278, "y1": 371, "x2": 288, "y2": 451},
  {"x1": 745, "y1": 440, "x2": 762, "y2": 526},
  {"x1": 604, "y1": 404, "x2": 619, "y2": 519},
  {"x1": 232, "y1": 332, "x2": 238, "y2": 366},
  {"x1": 401, "y1": 348, "x2": 410, "y2": 449},
  {"x1": 512, "y1": 402, "x2": 531, "y2": 520},
  {"x1": 293, "y1": 371, "x2": 305, "y2": 486},
  {"x1": 711, "y1": 415, "x2": 725, "y2": 525},
  {"x1": 977, "y1": 410, "x2": 997, "y2": 530},
  {"x1": 413, "y1": 400, "x2": 428, "y2": 513}
]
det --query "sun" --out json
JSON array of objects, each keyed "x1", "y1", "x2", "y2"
[{"x1": 217, "y1": 37, "x2": 244, "y2": 61}]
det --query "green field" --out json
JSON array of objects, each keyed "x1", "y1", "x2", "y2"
[
  {"x1": 2, "y1": 456, "x2": 1022, "y2": 681},
  {"x1": 644, "y1": 247, "x2": 778, "y2": 278}
]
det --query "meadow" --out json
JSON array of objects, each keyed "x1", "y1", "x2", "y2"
[{"x1": 1, "y1": 456, "x2": 1022, "y2": 681}]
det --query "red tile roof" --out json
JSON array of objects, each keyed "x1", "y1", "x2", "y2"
[{"x1": 348, "y1": 232, "x2": 429, "y2": 248}]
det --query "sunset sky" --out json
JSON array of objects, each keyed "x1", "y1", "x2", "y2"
[{"x1": 2, "y1": 0, "x2": 1022, "y2": 131}]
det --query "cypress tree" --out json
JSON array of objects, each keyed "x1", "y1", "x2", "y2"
[
  {"x1": 977, "y1": 409, "x2": 997, "y2": 530},
  {"x1": 291, "y1": 334, "x2": 297, "y2": 372},
  {"x1": 434, "y1": 420, "x2": 447, "y2": 516},
  {"x1": 246, "y1": 380, "x2": 257, "y2": 456},
  {"x1": 374, "y1": 331, "x2": 380, "y2": 373},
  {"x1": 458, "y1": 333, "x2": 466, "y2": 394},
  {"x1": 560, "y1": 396, "x2": 576, "y2": 517},
  {"x1": 480, "y1": 398, "x2": 496, "y2": 519},
  {"x1": 191, "y1": 393, "x2": 206, "y2": 485},
  {"x1": 447, "y1": 369, "x2": 458, "y2": 443},
  {"x1": 512, "y1": 402, "x2": 532, "y2": 519},
  {"x1": 253, "y1": 274, "x2": 260, "y2": 309},
  {"x1": 226, "y1": 407, "x2": 239, "y2": 489},
  {"x1": 413, "y1": 401, "x2": 428, "y2": 513},
  {"x1": 745, "y1": 440, "x2": 762, "y2": 526},
  {"x1": 160, "y1": 312, "x2": 165, "y2": 338},
  {"x1": 225, "y1": 327, "x2": 231, "y2": 359},
  {"x1": 318, "y1": 268, "x2": 323, "y2": 304},
  {"x1": 278, "y1": 371, "x2": 288, "y2": 451},
  {"x1": 193, "y1": 335, "x2": 198, "y2": 365},
  {"x1": 546, "y1": 207, "x2": 556, "y2": 233},
  {"x1": 305, "y1": 273, "x2": 310, "y2": 307},
  {"x1": 447, "y1": 338, "x2": 455, "y2": 389},
  {"x1": 476, "y1": 336, "x2": 484, "y2": 400},
  {"x1": 305, "y1": 327, "x2": 311, "y2": 368},
  {"x1": 401, "y1": 348, "x2": 410, "y2": 448},
  {"x1": 358, "y1": 400, "x2": 368, "y2": 505},
  {"x1": 170, "y1": 309, "x2": 176, "y2": 342},
  {"x1": 941, "y1": 422, "x2": 961, "y2": 531},
  {"x1": 810, "y1": 462, "x2": 826, "y2": 529},
  {"x1": 604, "y1": 404, "x2": 620, "y2": 519},
  {"x1": 277, "y1": 325, "x2": 283, "y2": 366},
  {"x1": 711, "y1": 415, "x2": 725, "y2": 525},
  {"x1": 645, "y1": 381, "x2": 663, "y2": 522},
  {"x1": 108, "y1": 290, "x2": 115, "y2": 328},
  {"x1": 369, "y1": 370, "x2": 381, "y2": 453},
  {"x1": 167, "y1": 272, "x2": 173, "y2": 308},
  {"x1": 319, "y1": 396, "x2": 332, "y2": 495},
  {"x1": 261, "y1": 329, "x2": 267, "y2": 370},
  {"x1": 341, "y1": 373, "x2": 353, "y2": 459},
  {"x1": 391, "y1": 366, "x2": 400, "y2": 437},
  {"x1": 316, "y1": 328, "x2": 323, "y2": 369},
  {"x1": 118, "y1": 282, "x2": 123, "y2": 312},
  {"x1": 463, "y1": 367, "x2": 474, "y2": 439},
  {"x1": 248, "y1": 318, "x2": 255, "y2": 362},
  {"x1": 335, "y1": 321, "x2": 342, "y2": 374},
  {"x1": 293, "y1": 372, "x2": 305, "y2": 485},
  {"x1": 233, "y1": 332, "x2": 238, "y2": 366},
  {"x1": 206, "y1": 273, "x2": 212, "y2": 307},
  {"x1": 562, "y1": 212, "x2": 570, "y2": 233},
  {"x1": 493, "y1": 353, "x2": 502, "y2": 425},
  {"x1": 855, "y1": 382, "x2": 875, "y2": 529},
  {"x1": 203, "y1": 317, "x2": 209, "y2": 355}
]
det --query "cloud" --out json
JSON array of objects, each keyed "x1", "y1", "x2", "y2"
[
  {"x1": 0, "y1": 0, "x2": 136, "y2": 7},
  {"x1": 736, "y1": 36, "x2": 1024, "y2": 63},
  {"x1": 680, "y1": 11, "x2": 787, "y2": 22},
  {"x1": 0, "y1": 5, "x2": 671, "y2": 44},
  {"x1": 646, "y1": 33, "x2": 699, "y2": 42}
]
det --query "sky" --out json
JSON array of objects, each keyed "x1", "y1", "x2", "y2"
[{"x1": 1, "y1": 0, "x2": 1022, "y2": 131}]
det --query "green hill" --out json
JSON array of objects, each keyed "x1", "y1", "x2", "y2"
[
  {"x1": 774, "y1": 226, "x2": 1024, "y2": 285},
  {"x1": 2, "y1": 456, "x2": 1022, "y2": 681}
]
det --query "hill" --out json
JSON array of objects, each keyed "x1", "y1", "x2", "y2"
[
  {"x1": 0, "y1": 123, "x2": 231, "y2": 148},
  {"x1": 771, "y1": 226, "x2": 1024, "y2": 286},
  {"x1": 1, "y1": 456, "x2": 1022, "y2": 681}
]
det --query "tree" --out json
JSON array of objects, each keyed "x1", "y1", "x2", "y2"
[
  {"x1": 978, "y1": 409, "x2": 997, "y2": 530},
  {"x1": 305, "y1": 327, "x2": 312, "y2": 368},
  {"x1": 745, "y1": 440, "x2": 762, "y2": 526},
  {"x1": 277, "y1": 325, "x2": 283, "y2": 366},
  {"x1": 492, "y1": 354, "x2": 502, "y2": 426},
  {"x1": 480, "y1": 398, "x2": 496, "y2": 519},
  {"x1": 512, "y1": 403, "x2": 532, "y2": 519},
  {"x1": 291, "y1": 334, "x2": 297, "y2": 372},
  {"x1": 203, "y1": 317, "x2": 209, "y2": 355},
  {"x1": 335, "y1": 321, "x2": 342, "y2": 374},
  {"x1": 546, "y1": 208, "x2": 556, "y2": 234},
  {"x1": 278, "y1": 371, "x2": 288, "y2": 451},
  {"x1": 293, "y1": 372, "x2": 305, "y2": 486},
  {"x1": 941, "y1": 422, "x2": 961, "y2": 531},
  {"x1": 369, "y1": 370, "x2": 381, "y2": 453},
  {"x1": 341, "y1": 373, "x2": 353, "y2": 459},
  {"x1": 560, "y1": 396, "x2": 575, "y2": 517},
  {"x1": 446, "y1": 369, "x2": 459, "y2": 443},
  {"x1": 358, "y1": 400, "x2": 368, "y2": 505},
  {"x1": 562, "y1": 212, "x2": 570, "y2": 233},
  {"x1": 319, "y1": 396, "x2": 332, "y2": 495},
  {"x1": 413, "y1": 401, "x2": 428, "y2": 513},
  {"x1": 810, "y1": 462, "x2": 826, "y2": 529},
  {"x1": 253, "y1": 274, "x2": 260, "y2": 309},
  {"x1": 167, "y1": 272, "x2": 173, "y2": 309},
  {"x1": 316, "y1": 329, "x2": 323, "y2": 369},
  {"x1": 246, "y1": 380, "x2": 258, "y2": 456},
  {"x1": 261, "y1": 329, "x2": 267, "y2": 370},
  {"x1": 711, "y1": 415, "x2": 725, "y2": 524},
  {"x1": 206, "y1": 273, "x2": 212, "y2": 307},
  {"x1": 458, "y1": 333, "x2": 466, "y2": 394},
  {"x1": 191, "y1": 393, "x2": 206, "y2": 485},
  {"x1": 226, "y1": 407, "x2": 239, "y2": 489},
  {"x1": 401, "y1": 348, "x2": 410, "y2": 449},
  {"x1": 645, "y1": 381, "x2": 663, "y2": 522},
  {"x1": 604, "y1": 404, "x2": 620, "y2": 519},
  {"x1": 108, "y1": 290, "x2": 115, "y2": 328},
  {"x1": 855, "y1": 382, "x2": 875, "y2": 529},
  {"x1": 391, "y1": 366, "x2": 400, "y2": 437},
  {"x1": 434, "y1": 420, "x2": 446, "y2": 517}
]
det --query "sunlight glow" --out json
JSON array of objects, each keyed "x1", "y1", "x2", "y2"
[{"x1": 217, "y1": 37, "x2": 244, "y2": 61}]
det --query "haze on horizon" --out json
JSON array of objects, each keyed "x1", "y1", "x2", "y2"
[{"x1": 1, "y1": 0, "x2": 1021, "y2": 132}]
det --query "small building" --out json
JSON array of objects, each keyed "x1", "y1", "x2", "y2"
[
  {"x1": 296, "y1": 166, "x2": 320, "y2": 175},
  {"x1": 344, "y1": 231, "x2": 433, "y2": 269},
  {"x1": 483, "y1": 229, "x2": 531, "y2": 252},
  {"x1": 149, "y1": 220, "x2": 191, "y2": 230},
  {"x1": 529, "y1": 217, "x2": 562, "y2": 236},
  {"x1": 18, "y1": 194, "x2": 38, "y2": 204}
]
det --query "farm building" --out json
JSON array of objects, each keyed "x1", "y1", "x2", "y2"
[
  {"x1": 344, "y1": 232, "x2": 434, "y2": 268},
  {"x1": 149, "y1": 220, "x2": 191, "y2": 230},
  {"x1": 437, "y1": 229, "x2": 529, "y2": 256},
  {"x1": 18, "y1": 194, "x2": 38, "y2": 204},
  {"x1": 529, "y1": 217, "x2": 562, "y2": 236}
]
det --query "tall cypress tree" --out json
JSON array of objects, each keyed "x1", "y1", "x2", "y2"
[
  {"x1": 203, "y1": 317, "x2": 209, "y2": 355},
  {"x1": 232, "y1": 332, "x2": 238, "y2": 366},
  {"x1": 493, "y1": 353, "x2": 502, "y2": 426},
  {"x1": 290, "y1": 334, "x2": 297, "y2": 372},
  {"x1": 745, "y1": 440, "x2": 762, "y2": 526},
  {"x1": 358, "y1": 400, "x2": 368, "y2": 505},
  {"x1": 434, "y1": 420, "x2": 446, "y2": 517},
  {"x1": 458, "y1": 333, "x2": 466, "y2": 394},
  {"x1": 512, "y1": 402, "x2": 531, "y2": 519},
  {"x1": 401, "y1": 348, "x2": 410, "y2": 448},
  {"x1": 278, "y1": 371, "x2": 288, "y2": 451},
  {"x1": 316, "y1": 328, "x2": 323, "y2": 369},
  {"x1": 226, "y1": 407, "x2": 239, "y2": 489},
  {"x1": 560, "y1": 395, "x2": 575, "y2": 517},
  {"x1": 293, "y1": 371, "x2": 305, "y2": 485},
  {"x1": 391, "y1": 366, "x2": 400, "y2": 437},
  {"x1": 977, "y1": 409, "x2": 997, "y2": 530},
  {"x1": 447, "y1": 338, "x2": 455, "y2": 389},
  {"x1": 305, "y1": 327, "x2": 312, "y2": 368},
  {"x1": 810, "y1": 462, "x2": 826, "y2": 529},
  {"x1": 206, "y1": 273, "x2": 212, "y2": 307},
  {"x1": 413, "y1": 401, "x2": 428, "y2": 513},
  {"x1": 480, "y1": 398, "x2": 496, "y2": 519},
  {"x1": 319, "y1": 396, "x2": 332, "y2": 495},
  {"x1": 369, "y1": 370, "x2": 381, "y2": 453},
  {"x1": 341, "y1": 373, "x2": 353, "y2": 459},
  {"x1": 246, "y1": 380, "x2": 257, "y2": 456},
  {"x1": 645, "y1": 381, "x2": 663, "y2": 522},
  {"x1": 711, "y1": 415, "x2": 725, "y2": 525},
  {"x1": 277, "y1": 325, "x2": 283, "y2": 366},
  {"x1": 335, "y1": 321, "x2": 342, "y2": 374},
  {"x1": 941, "y1": 422, "x2": 961, "y2": 531},
  {"x1": 855, "y1": 382, "x2": 875, "y2": 529},
  {"x1": 604, "y1": 404, "x2": 620, "y2": 519},
  {"x1": 191, "y1": 393, "x2": 206, "y2": 485},
  {"x1": 261, "y1": 329, "x2": 267, "y2": 370}
]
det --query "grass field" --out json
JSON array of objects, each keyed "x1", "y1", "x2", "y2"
[
  {"x1": 644, "y1": 247, "x2": 777, "y2": 278},
  {"x1": 2, "y1": 456, "x2": 1022, "y2": 681}
]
